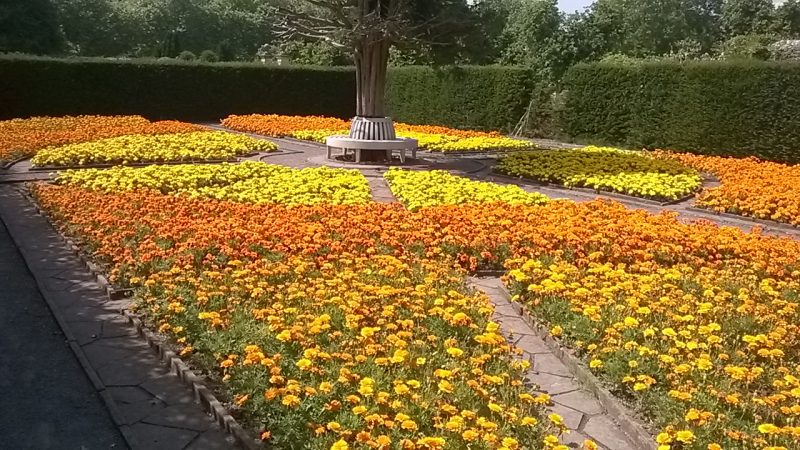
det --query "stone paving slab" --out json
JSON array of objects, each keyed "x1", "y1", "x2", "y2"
[
  {"x1": 468, "y1": 276, "x2": 647, "y2": 450},
  {"x1": 0, "y1": 185, "x2": 236, "y2": 450}
]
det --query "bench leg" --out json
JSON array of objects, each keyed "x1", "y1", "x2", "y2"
[
  {"x1": 412, "y1": 147, "x2": 416, "y2": 160},
  {"x1": 399, "y1": 148, "x2": 405, "y2": 163},
  {"x1": 355, "y1": 149, "x2": 361, "y2": 163},
  {"x1": 327, "y1": 145, "x2": 332, "y2": 159}
]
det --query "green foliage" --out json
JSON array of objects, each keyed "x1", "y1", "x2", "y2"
[
  {"x1": 0, "y1": 0, "x2": 63, "y2": 54},
  {"x1": 385, "y1": 65, "x2": 538, "y2": 131},
  {"x1": 198, "y1": 50, "x2": 219, "y2": 62},
  {"x1": 721, "y1": 0, "x2": 775, "y2": 37},
  {"x1": 720, "y1": 34, "x2": 774, "y2": 59},
  {"x1": 157, "y1": 31, "x2": 181, "y2": 58},
  {"x1": 176, "y1": 50, "x2": 196, "y2": 61},
  {"x1": 0, "y1": 55, "x2": 356, "y2": 121},
  {"x1": 0, "y1": 56, "x2": 536, "y2": 131},
  {"x1": 561, "y1": 60, "x2": 800, "y2": 162}
]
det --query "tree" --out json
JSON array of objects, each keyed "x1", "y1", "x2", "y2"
[
  {"x1": 721, "y1": 0, "x2": 775, "y2": 37},
  {"x1": 273, "y1": 0, "x2": 477, "y2": 119},
  {"x1": 773, "y1": 0, "x2": 800, "y2": 38},
  {"x1": 0, "y1": 0, "x2": 63, "y2": 54},
  {"x1": 500, "y1": 0, "x2": 561, "y2": 73}
]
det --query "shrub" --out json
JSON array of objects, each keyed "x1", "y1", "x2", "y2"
[
  {"x1": 386, "y1": 66, "x2": 539, "y2": 132},
  {"x1": 176, "y1": 50, "x2": 196, "y2": 61},
  {"x1": 198, "y1": 50, "x2": 219, "y2": 63},
  {"x1": 0, "y1": 55, "x2": 356, "y2": 121},
  {"x1": 561, "y1": 60, "x2": 800, "y2": 163},
  {"x1": 0, "y1": 56, "x2": 538, "y2": 131}
]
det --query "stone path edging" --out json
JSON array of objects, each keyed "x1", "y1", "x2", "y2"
[
  {"x1": 0, "y1": 184, "x2": 239, "y2": 450},
  {"x1": 469, "y1": 276, "x2": 655, "y2": 450},
  {"x1": 21, "y1": 185, "x2": 260, "y2": 450}
]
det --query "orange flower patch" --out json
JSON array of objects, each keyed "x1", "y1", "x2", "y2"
[
  {"x1": 31, "y1": 182, "x2": 800, "y2": 449},
  {"x1": 657, "y1": 152, "x2": 800, "y2": 226},
  {"x1": 0, "y1": 115, "x2": 202, "y2": 163}
]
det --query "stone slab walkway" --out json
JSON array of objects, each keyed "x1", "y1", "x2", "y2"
[
  {"x1": 0, "y1": 185, "x2": 235, "y2": 450},
  {"x1": 468, "y1": 276, "x2": 650, "y2": 450},
  {"x1": 0, "y1": 217, "x2": 126, "y2": 449}
]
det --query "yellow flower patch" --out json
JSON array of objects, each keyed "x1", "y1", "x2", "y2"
[
  {"x1": 497, "y1": 147, "x2": 702, "y2": 201},
  {"x1": 31, "y1": 131, "x2": 276, "y2": 167},
  {"x1": 55, "y1": 161, "x2": 371, "y2": 205},
  {"x1": 384, "y1": 168, "x2": 548, "y2": 211}
]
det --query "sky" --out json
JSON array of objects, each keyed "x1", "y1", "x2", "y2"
[{"x1": 558, "y1": 0, "x2": 593, "y2": 13}]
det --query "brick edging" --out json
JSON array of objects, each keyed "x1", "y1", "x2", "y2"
[
  {"x1": 21, "y1": 185, "x2": 263, "y2": 450},
  {"x1": 493, "y1": 280, "x2": 657, "y2": 450}
]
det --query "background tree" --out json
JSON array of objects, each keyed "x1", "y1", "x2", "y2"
[
  {"x1": 274, "y1": 0, "x2": 478, "y2": 118},
  {"x1": 721, "y1": 0, "x2": 775, "y2": 37},
  {"x1": 0, "y1": 0, "x2": 63, "y2": 54}
]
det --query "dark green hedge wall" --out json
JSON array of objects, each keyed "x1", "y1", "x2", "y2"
[
  {"x1": 386, "y1": 66, "x2": 536, "y2": 131},
  {"x1": 561, "y1": 60, "x2": 800, "y2": 162},
  {"x1": 0, "y1": 56, "x2": 357, "y2": 121},
  {"x1": 0, "y1": 56, "x2": 536, "y2": 131}
]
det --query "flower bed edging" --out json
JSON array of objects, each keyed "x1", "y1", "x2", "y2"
[
  {"x1": 492, "y1": 278, "x2": 657, "y2": 450},
  {"x1": 23, "y1": 183, "x2": 262, "y2": 450}
]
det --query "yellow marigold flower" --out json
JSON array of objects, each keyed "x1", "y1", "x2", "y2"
[
  {"x1": 446, "y1": 347, "x2": 464, "y2": 358},
  {"x1": 521, "y1": 416, "x2": 538, "y2": 426},
  {"x1": 296, "y1": 358, "x2": 312, "y2": 370},
  {"x1": 550, "y1": 325, "x2": 563, "y2": 337},
  {"x1": 656, "y1": 433, "x2": 672, "y2": 444},
  {"x1": 589, "y1": 359, "x2": 603, "y2": 369},
  {"x1": 330, "y1": 439, "x2": 349, "y2": 450},
  {"x1": 461, "y1": 429, "x2": 479, "y2": 441},
  {"x1": 401, "y1": 420, "x2": 418, "y2": 431},
  {"x1": 281, "y1": 394, "x2": 300, "y2": 407},
  {"x1": 438, "y1": 380, "x2": 455, "y2": 393},
  {"x1": 675, "y1": 430, "x2": 695, "y2": 444},
  {"x1": 583, "y1": 441, "x2": 598, "y2": 450},
  {"x1": 758, "y1": 423, "x2": 778, "y2": 434}
]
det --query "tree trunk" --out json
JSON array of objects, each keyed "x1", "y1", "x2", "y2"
[{"x1": 354, "y1": 34, "x2": 391, "y2": 118}]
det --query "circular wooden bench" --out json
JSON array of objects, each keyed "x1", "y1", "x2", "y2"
[{"x1": 325, "y1": 135, "x2": 418, "y2": 163}]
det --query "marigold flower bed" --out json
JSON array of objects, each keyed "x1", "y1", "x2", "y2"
[
  {"x1": 221, "y1": 114, "x2": 536, "y2": 153},
  {"x1": 31, "y1": 131, "x2": 276, "y2": 167},
  {"x1": 32, "y1": 181, "x2": 800, "y2": 449},
  {"x1": 384, "y1": 169, "x2": 548, "y2": 211},
  {"x1": 496, "y1": 147, "x2": 702, "y2": 201},
  {"x1": 657, "y1": 152, "x2": 800, "y2": 226},
  {"x1": 55, "y1": 162, "x2": 371, "y2": 205},
  {"x1": 0, "y1": 115, "x2": 202, "y2": 164}
]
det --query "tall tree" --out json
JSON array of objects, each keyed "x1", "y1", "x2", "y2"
[
  {"x1": 721, "y1": 0, "x2": 775, "y2": 37},
  {"x1": 274, "y1": 0, "x2": 477, "y2": 118},
  {"x1": 774, "y1": 0, "x2": 800, "y2": 37},
  {"x1": 0, "y1": 0, "x2": 63, "y2": 54}
]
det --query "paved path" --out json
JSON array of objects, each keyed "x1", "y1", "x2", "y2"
[
  {"x1": 0, "y1": 213, "x2": 126, "y2": 449},
  {"x1": 0, "y1": 186, "x2": 235, "y2": 450},
  {"x1": 469, "y1": 277, "x2": 650, "y2": 450}
]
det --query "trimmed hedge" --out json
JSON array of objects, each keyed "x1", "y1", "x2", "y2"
[
  {"x1": 561, "y1": 60, "x2": 800, "y2": 163},
  {"x1": 0, "y1": 56, "x2": 537, "y2": 131},
  {"x1": 386, "y1": 66, "x2": 536, "y2": 131},
  {"x1": 0, "y1": 55, "x2": 356, "y2": 121}
]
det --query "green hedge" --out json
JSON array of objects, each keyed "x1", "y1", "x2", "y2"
[
  {"x1": 0, "y1": 56, "x2": 537, "y2": 131},
  {"x1": 561, "y1": 60, "x2": 800, "y2": 162},
  {"x1": 386, "y1": 66, "x2": 536, "y2": 132},
  {"x1": 0, "y1": 55, "x2": 357, "y2": 121}
]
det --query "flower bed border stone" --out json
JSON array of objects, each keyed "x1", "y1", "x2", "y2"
[{"x1": 20, "y1": 183, "x2": 261, "y2": 450}]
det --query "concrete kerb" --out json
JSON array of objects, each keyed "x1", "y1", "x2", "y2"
[
  {"x1": 487, "y1": 278, "x2": 657, "y2": 450},
  {"x1": 19, "y1": 184, "x2": 261, "y2": 450},
  {"x1": 0, "y1": 187, "x2": 141, "y2": 450}
]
